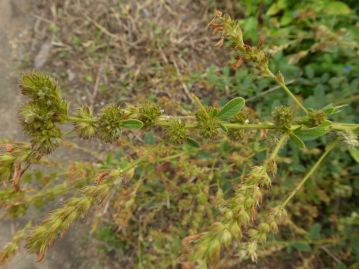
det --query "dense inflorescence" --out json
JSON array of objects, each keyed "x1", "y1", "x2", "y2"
[{"x1": 20, "y1": 72, "x2": 68, "y2": 155}]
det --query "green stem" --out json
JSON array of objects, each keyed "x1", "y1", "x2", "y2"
[
  {"x1": 331, "y1": 122, "x2": 359, "y2": 130},
  {"x1": 267, "y1": 134, "x2": 288, "y2": 162},
  {"x1": 280, "y1": 141, "x2": 337, "y2": 208},
  {"x1": 191, "y1": 94, "x2": 209, "y2": 116},
  {"x1": 266, "y1": 69, "x2": 308, "y2": 115},
  {"x1": 66, "y1": 116, "x2": 96, "y2": 123},
  {"x1": 222, "y1": 123, "x2": 279, "y2": 130}
]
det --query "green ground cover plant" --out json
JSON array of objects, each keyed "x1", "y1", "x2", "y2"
[{"x1": 1, "y1": 1, "x2": 359, "y2": 269}]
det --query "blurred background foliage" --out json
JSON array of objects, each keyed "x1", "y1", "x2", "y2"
[{"x1": 2, "y1": 0, "x2": 358, "y2": 268}]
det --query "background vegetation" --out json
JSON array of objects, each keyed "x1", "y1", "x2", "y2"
[{"x1": 1, "y1": 0, "x2": 358, "y2": 268}]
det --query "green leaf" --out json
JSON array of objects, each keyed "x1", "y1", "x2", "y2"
[
  {"x1": 290, "y1": 133, "x2": 305, "y2": 148},
  {"x1": 219, "y1": 124, "x2": 228, "y2": 133},
  {"x1": 349, "y1": 147, "x2": 359, "y2": 163},
  {"x1": 187, "y1": 137, "x2": 200, "y2": 148},
  {"x1": 144, "y1": 132, "x2": 155, "y2": 145},
  {"x1": 309, "y1": 223, "x2": 322, "y2": 240},
  {"x1": 322, "y1": 1, "x2": 351, "y2": 15},
  {"x1": 322, "y1": 104, "x2": 347, "y2": 115},
  {"x1": 294, "y1": 121, "x2": 331, "y2": 141},
  {"x1": 335, "y1": 263, "x2": 347, "y2": 269},
  {"x1": 121, "y1": 119, "x2": 144, "y2": 129},
  {"x1": 291, "y1": 242, "x2": 311, "y2": 252},
  {"x1": 267, "y1": 3, "x2": 282, "y2": 16},
  {"x1": 217, "y1": 97, "x2": 245, "y2": 120}
]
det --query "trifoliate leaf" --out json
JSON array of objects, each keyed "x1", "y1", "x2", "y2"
[{"x1": 217, "y1": 97, "x2": 245, "y2": 120}]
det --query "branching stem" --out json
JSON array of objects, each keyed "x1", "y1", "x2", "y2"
[
  {"x1": 266, "y1": 69, "x2": 309, "y2": 115},
  {"x1": 280, "y1": 141, "x2": 337, "y2": 208}
]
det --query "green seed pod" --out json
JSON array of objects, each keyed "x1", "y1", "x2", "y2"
[
  {"x1": 0, "y1": 154, "x2": 16, "y2": 166},
  {"x1": 238, "y1": 208, "x2": 250, "y2": 225},
  {"x1": 272, "y1": 206, "x2": 288, "y2": 222},
  {"x1": 95, "y1": 104, "x2": 124, "y2": 143},
  {"x1": 249, "y1": 166, "x2": 271, "y2": 187},
  {"x1": 224, "y1": 209, "x2": 234, "y2": 220},
  {"x1": 248, "y1": 228, "x2": 258, "y2": 239},
  {"x1": 259, "y1": 223, "x2": 271, "y2": 234},
  {"x1": 272, "y1": 106, "x2": 293, "y2": 130},
  {"x1": 73, "y1": 106, "x2": 96, "y2": 139},
  {"x1": 252, "y1": 187, "x2": 263, "y2": 204},
  {"x1": 138, "y1": 102, "x2": 161, "y2": 127},
  {"x1": 257, "y1": 231, "x2": 267, "y2": 242},
  {"x1": 207, "y1": 238, "x2": 221, "y2": 263},
  {"x1": 165, "y1": 119, "x2": 187, "y2": 144},
  {"x1": 221, "y1": 229, "x2": 232, "y2": 247},
  {"x1": 229, "y1": 221, "x2": 242, "y2": 239},
  {"x1": 244, "y1": 197, "x2": 255, "y2": 210},
  {"x1": 270, "y1": 220, "x2": 279, "y2": 233},
  {"x1": 266, "y1": 159, "x2": 277, "y2": 177},
  {"x1": 247, "y1": 241, "x2": 258, "y2": 262}
]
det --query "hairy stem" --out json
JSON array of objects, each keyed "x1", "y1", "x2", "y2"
[{"x1": 267, "y1": 134, "x2": 288, "y2": 162}]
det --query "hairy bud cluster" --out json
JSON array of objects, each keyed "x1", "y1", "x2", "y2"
[
  {"x1": 304, "y1": 109, "x2": 327, "y2": 127},
  {"x1": 20, "y1": 72, "x2": 68, "y2": 154},
  {"x1": 272, "y1": 106, "x2": 293, "y2": 130},
  {"x1": 195, "y1": 107, "x2": 220, "y2": 139},
  {"x1": 95, "y1": 104, "x2": 124, "y2": 143},
  {"x1": 165, "y1": 119, "x2": 188, "y2": 144},
  {"x1": 138, "y1": 102, "x2": 161, "y2": 127}
]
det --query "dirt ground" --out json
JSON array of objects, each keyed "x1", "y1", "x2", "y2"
[{"x1": 0, "y1": 1, "x2": 86, "y2": 268}]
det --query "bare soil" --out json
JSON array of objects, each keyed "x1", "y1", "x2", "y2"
[{"x1": 0, "y1": 1, "x2": 85, "y2": 268}]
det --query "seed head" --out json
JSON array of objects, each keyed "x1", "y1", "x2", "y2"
[
  {"x1": 165, "y1": 119, "x2": 187, "y2": 144},
  {"x1": 305, "y1": 109, "x2": 327, "y2": 127},
  {"x1": 196, "y1": 107, "x2": 220, "y2": 139},
  {"x1": 138, "y1": 102, "x2": 161, "y2": 127},
  {"x1": 95, "y1": 104, "x2": 124, "y2": 143},
  {"x1": 272, "y1": 106, "x2": 293, "y2": 130}
]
